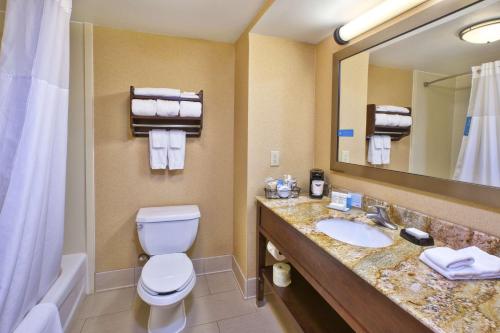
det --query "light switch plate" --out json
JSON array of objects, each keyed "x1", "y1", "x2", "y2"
[
  {"x1": 270, "y1": 150, "x2": 280, "y2": 167},
  {"x1": 341, "y1": 150, "x2": 350, "y2": 162}
]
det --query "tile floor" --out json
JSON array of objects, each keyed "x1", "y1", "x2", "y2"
[{"x1": 69, "y1": 271, "x2": 303, "y2": 333}]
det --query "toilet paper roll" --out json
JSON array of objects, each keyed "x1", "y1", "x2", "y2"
[
  {"x1": 273, "y1": 263, "x2": 291, "y2": 287},
  {"x1": 267, "y1": 242, "x2": 286, "y2": 261}
]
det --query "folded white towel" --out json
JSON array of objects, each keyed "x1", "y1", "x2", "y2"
[
  {"x1": 13, "y1": 303, "x2": 63, "y2": 333},
  {"x1": 135, "y1": 87, "x2": 180, "y2": 98},
  {"x1": 180, "y1": 101, "x2": 202, "y2": 117},
  {"x1": 132, "y1": 99, "x2": 157, "y2": 116},
  {"x1": 424, "y1": 247, "x2": 475, "y2": 270},
  {"x1": 149, "y1": 130, "x2": 168, "y2": 169},
  {"x1": 381, "y1": 135, "x2": 391, "y2": 164},
  {"x1": 168, "y1": 130, "x2": 186, "y2": 170},
  {"x1": 375, "y1": 105, "x2": 410, "y2": 113},
  {"x1": 420, "y1": 246, "x2": 500, "y2": 280},
  {"x1": 181, "y1": 91, "x2": 199, "y2": 99},
  {"x1": 157, "y1": 100, "x2": 180, "y2": 117}
]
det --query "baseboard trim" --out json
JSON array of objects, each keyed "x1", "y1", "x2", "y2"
[
  {"x1": 232, "y1": 256, "x2": 257, "y2": 299},
  {"x1": 95, "y1": 254, "x2": 232, "y2": 292}
]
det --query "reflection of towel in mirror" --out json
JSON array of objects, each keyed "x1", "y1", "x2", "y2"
[
  {"x1": 375, "y1": 105, "x2": 410, "y2": 113},
  {"x1": 375, "y1": 114, "x2": 412, "y2": 127},
  {"x1": 367, "y1": 135, "x2": 390, "y2": 165}
]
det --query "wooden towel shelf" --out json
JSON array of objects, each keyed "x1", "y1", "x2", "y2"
[
  {"x1": 366, "y1": 104, "x2": 411, "y2": 141},
  {"x1": 129, "y1": 86, "x2": 203, "y2": 137}
]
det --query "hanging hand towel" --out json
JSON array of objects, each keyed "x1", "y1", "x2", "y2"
[
  {"x1": 157, "y1": 100, "x2": 180, "y2": 117},
  {"x1": 149, "y1": 130, "x2": 168, "y2": 169},
  {"x1": 132, "y1": 99, "x2": 157, "y2": 116},
  {"x1": 13, "y1": 303, "x2": 63, "y2": 333},
  {"x1": 134, "y1": 87, "x2": 181, "y2": 98},
  {"x1": 420, "y1": 246, "x2": 500, "y2": 280},
  {"x1": 375, "y1": 105, "x2": 410, "y2": 113},
  {"x1": 381, "y1": 135, "x2": 391, "y2": 165},
  {"x1": 367, "y1": 136, "x2": 383, "y2": 165},
  {"x1": 180, "y1": 101, "x2": 202, "y2": 117},
  {"x1": 168, "y1": 130, "x2": 186, "y2": 170}
]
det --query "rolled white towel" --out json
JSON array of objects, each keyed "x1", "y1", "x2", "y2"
[
  {"x1": 181, "y1": 91, "x2": 199, "y2": 99},
  {"x1": 398, "y1": 115, "x2": 412, "y2": 127},
  {"x1": 157, "y1": 100, "x2": 180, "y2": 117},
  {"x1": 132, "y1": 99, "x2": 156, "y2": 116},
  {"x1": 180, "y1": 101, "x2": 202, "y2": 117},
  {"x1": 134, "y1": 87, "x2": 180, "y2": 98},
  {"x1": 376, "y1": 105, "x2": 410, "y2": 113},
  {"x1": 375, "y1": 113, "x2": 389, "y2": 126},
  {"x1": 420, "y1": 246, "x2": 500, "y2": 280}
]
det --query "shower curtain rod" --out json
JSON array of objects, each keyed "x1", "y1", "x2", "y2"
[{"x1": 423, "y1": 70, "x2": 473, "y2": 87}]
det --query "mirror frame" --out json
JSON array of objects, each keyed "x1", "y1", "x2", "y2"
[{"x1": 331, "y1": 0, "x2": 500, "y2": 209}]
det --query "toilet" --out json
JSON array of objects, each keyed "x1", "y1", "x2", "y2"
[{"x1": 136, "y1": 205, "x2": 200, "y2": 333}]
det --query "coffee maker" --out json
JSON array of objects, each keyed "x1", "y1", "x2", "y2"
[{"x1": 309, "y1": 169, "x2": 325, "y2": 198}]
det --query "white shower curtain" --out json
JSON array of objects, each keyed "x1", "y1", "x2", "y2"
[
  {"x1": 454, "y1": 61, "x2": 500, "y2": 187},
  {"x1": 0, "y1": 0, "x2": 72, "y2": 332}
]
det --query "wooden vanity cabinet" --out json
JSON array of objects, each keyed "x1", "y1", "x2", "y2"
[{"x1": 256, "y1": 202, "x2": 432, "y2": 333}]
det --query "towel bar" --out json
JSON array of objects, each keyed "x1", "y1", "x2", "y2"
[{"x1": 132, "y1": 124, "x2": 201, "y2": 129}]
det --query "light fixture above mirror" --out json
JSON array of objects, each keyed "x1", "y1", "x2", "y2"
[
  {"x1": 333, "y1": 0, "x2": 427, "y2": 45},
  {"x1": 459, "y1": 18, "x2": 500, "y2": 44}
]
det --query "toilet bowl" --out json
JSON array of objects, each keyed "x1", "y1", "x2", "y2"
[
  {"x1": 137, "y1": 253, "x2": 196, "y2": 333},
  {"x1": 135, "y1": 205, "x2": 200, "y2": 333}
]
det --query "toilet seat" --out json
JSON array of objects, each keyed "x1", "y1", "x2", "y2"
[{"x1": 141, "y1": 253, "x2": 194, "y2": 295}]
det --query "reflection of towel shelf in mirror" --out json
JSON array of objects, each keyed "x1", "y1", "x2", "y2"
[
  {"x1": 129, "y1": 86, "x2": 203, "y2": 137},
  {"x1": 366, "y1": 104, "x2": 411, "y2": 141}
]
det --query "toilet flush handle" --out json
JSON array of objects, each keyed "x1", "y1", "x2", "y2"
[{"x1": 137, "y1": 223, "x2": 143, "y2": 231}]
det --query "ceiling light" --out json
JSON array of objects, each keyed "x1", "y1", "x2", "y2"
[
  {"x1": 459, "y1": 19, "x2": 500, "y2": 44},
  {"x1": 334, "y1": 0, "x2": 427, "y2": 45}
]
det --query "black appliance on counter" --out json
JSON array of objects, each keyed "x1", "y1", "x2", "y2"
[{"x1": 309, "y1": 169, "x2": 325, "y2": 198}]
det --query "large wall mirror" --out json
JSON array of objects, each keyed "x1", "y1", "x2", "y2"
[{"x1": 332, "y1": 0, "x2": 500, "y2": 208}]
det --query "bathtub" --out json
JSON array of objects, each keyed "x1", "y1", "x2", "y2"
[{"x1": 41, "y1": 253, "x2": 87, "y2": 332}]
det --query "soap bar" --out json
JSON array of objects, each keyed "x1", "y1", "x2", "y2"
[
  {"x1": 406, "y1": 227, "x2": 429, "y2": 240},
  {"x1": 400, "y1": 228, "x2": 434, "y2": 246}
]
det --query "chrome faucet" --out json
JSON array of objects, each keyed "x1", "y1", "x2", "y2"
[{"x1": 366, "y1": 205, "x2": 398, "y2": 230}]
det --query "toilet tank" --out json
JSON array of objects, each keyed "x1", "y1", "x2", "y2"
[{"x1": 136, "y1": 205, "x2": 200, "y2": 255}]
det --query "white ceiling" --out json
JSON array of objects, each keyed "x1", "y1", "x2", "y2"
[
  {"x1": 369, "y1": 0, "x2": 500, "y2": 75},
  {"x1": 71, "y1": 0, "x2": 265, "y2": 43},
  {"x1": 251, "y1": 0, "x2": 386, "y2": 44}
]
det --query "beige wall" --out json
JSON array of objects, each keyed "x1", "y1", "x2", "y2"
[
  {"x1": 338, "y1": 52, "x2": 369, "y2": 165},
  {"x1": 245, "y1": 34, "x2": 316, "y2": 277},
  {"x1": 233, "y1": 33, "x2": 249, "y2": 276},
  {"x1": 94, "y1": 27, "x2": 235, "y2": 272},
  {"x1": 314, "y1": 14, "x2": 500, "y2": 238},
  {"x1": 64, "y1": 22, "x2": 88, "y2": 254},
  {"x1": 410, "y1": 71, "x2": 455, "y2": 178},
  {"x1": 367, "y1": 65, "x2": 413, "y2": 172}
]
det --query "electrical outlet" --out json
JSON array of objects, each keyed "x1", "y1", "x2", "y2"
[
  {"x1": 270, "y1": 150, "x2": 280, "y2": 167},
  {"x1": 341, "y1": 150, "x2": 350, "y2": 162}
]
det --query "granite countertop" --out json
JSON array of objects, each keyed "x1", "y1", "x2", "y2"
[{"x1": 257, "y1": 196, "x2": 499, "y2": 333}]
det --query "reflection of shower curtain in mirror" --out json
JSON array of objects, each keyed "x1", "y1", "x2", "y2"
[{"x1": 454, "y1": 61, "x2": 500, "y2": 187}]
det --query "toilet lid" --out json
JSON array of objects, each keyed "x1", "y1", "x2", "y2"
[{"x1": 141, "y1": 253, "x2": 194, "y2": 294}]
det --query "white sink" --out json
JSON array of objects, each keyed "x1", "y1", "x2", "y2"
[{"x1": 316, "y1": 219, "x2": 393, "y2": 248}]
